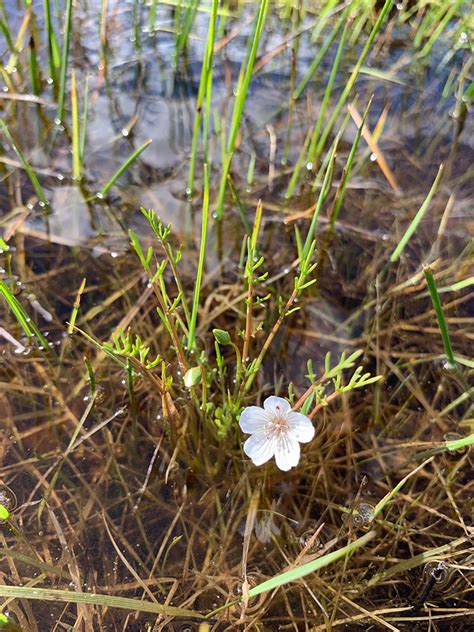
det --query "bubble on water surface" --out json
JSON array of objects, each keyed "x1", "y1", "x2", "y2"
[{"x1": 350, "y1": 502, "x2": 375, "y2": 528}]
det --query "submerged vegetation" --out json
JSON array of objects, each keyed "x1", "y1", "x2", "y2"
[{"x1": 0, "y1": 0, "x2": 473, "y2": 629}]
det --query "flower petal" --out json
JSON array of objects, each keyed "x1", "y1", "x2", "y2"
[
  {"x1": 287, "y1": 412, "x2": 315, "y2": 443},
  {"x1": 263, "y1": 396, "x2": 291, "y2": 416},
  {"x1": 239, "y1": 406, "x2": 270, "y2": 434},
  {"x1": 243, "y1": 431, "x2": 275, "y2": 466},
  {"x1": 274, "y1": 435, "x2": 300, "y2": 471}
]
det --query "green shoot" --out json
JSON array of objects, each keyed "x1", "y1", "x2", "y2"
[
  {"x1": 0, "y1": 585, "x2": 202, "y2": 618},
  {"x1": 329, "y1": 97, "x2": 373, "y2": 226},
  {"x1": 215, "y1": 0, "x2": 269, "y2": 219},
  {"x1": 71, "y1": 70, "x2": 81, "y2": 179},
  {"x1": 187, "y1": 163, "x2": 210, "y2": 351},
  {"x1": 98, "y1": 140, "x2": 152, "y2": 198},
  {"x1": 285, "y1": 20, "x2": 348, "y2": 198},
  {"x1": 312, "y1": 0, "x2": 393, "y2": 166},
  {"x1": 0, "y1": 279, "x2": 52, "y2": 353},
  {"x1": 187, "y1": 0, "x2": 218, "y2": 195},
  {"x1": 390, "y1": 164, "x2": 444, "y2": 262},
  {"x1": 43, "y1": 0, "x2": 61, "y2": 86},
  {"x1": 247, "y1": 530, "x2": 375, "y2": 598},
  {"x1": 423, "y1": 266, "x2": 456, "y2": 368},
  {"x1": 67, "y1": 278, "x2": 86, "y2": 335},
  {"x1": 57, "y1": 0, "x2": 73, "y2": 123},
  {"x1": 0, "y1": 120, "x2": 48, "y2": 205}
]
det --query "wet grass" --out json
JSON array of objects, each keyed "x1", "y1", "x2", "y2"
[{"x1": 0, "y1": 0, "x2": 473, "y2": 630}]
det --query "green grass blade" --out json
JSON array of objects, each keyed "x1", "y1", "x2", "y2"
[
  {"x1": 215, "y1": 0, "x2": 269, "y2": 219},
  {"x1": 247, "y1": 530, "x2": 375, "y2": 598},
  {"x1": 0, "y1": 279, "x2": 52, "y2": 353},
  {"x1": 373, "y1": 457, "x2": 434, "y2": 518},
  {"x1": 149, "y1": 0, "x2": 157, "y2": 30},
  {"x1": 423, "y1": 266, "x2": 456, "y2": 368},
  {"x1": 0, "y1": 585, "x2": 203, "y2": 618},
  {"x1": 302, "y1": 137, "x2": 338, "y2": 259},
  {"x1": 0, "y1": 120, "x2": 48, "y2": 205},
  {"x1": 71, "y1": 70, "x2": 81, "y2": 179},
  {"x1": 97, "y1": 139, "x2": 152, "y2": 198},
  {"x1": 187, "y1": 163, "x2": 210, "y2": 351},
  {"x1": 445, "y1": 433, "x2": 474, "y2": 453},
  {"x1": 187, "y1": 0, "x2": 218, "y2": 195},
  {"x1": 175, "y1": 0, "x2": 199, "y2": 54},
  {"x1": 390, "y1": 164, "x2": 444, "y2": 263},
  {"x1": 67, "y1": 277, "x2": 86, "y2": 335},
  {"x1": 79, "y1": 75, "x2": 89, "y2": 165},
  {"x1": 312, "y1": 0, "x2": 393, "y2": 165},
  {"x1": 28, "y1": 34, "x2": 41, "y2": 96},
  {"x1": 43, "y1": 0, "x2": 61, "y2": 86},
  {"x1": 286, "y1": 21, "x2": 348, "y2": 199},
  {"x1": 294, "y1": 12, "x2": 345, "y2": 101},
  {"x1": 0, "y1": 5, "x2": 15, "y2": 52},
  {"x1": 57, "y1": 0, "x2": 73, "y2": 123},
  {"x1": 329, "y1": 97, "x2": 372, "y2": 226}
]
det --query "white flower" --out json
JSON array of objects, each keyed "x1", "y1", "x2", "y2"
[{"x1": 239, "y1": 396, "x2": 315, "y2": 471}]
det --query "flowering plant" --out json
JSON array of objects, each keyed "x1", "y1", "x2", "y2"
[{"x1": 239, "y1": 396, "x2": 315, "y2": 471}]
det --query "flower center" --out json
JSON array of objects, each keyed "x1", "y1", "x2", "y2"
[{"x1": 269, "y1": 413, "x2": 288, "y2": 435}]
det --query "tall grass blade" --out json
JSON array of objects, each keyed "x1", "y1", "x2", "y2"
[
  {"x1": 302, "y1": 138, "x2": 338, "y2": 259},
  {"x1": 43, "y1": 0, "x2": 61, "y2": 86},
  {"x1": 0, "y1": 5, "x2": 15, "y2": 52},
  {"x1": 57, "y1": 0, "x2": 73, "y2": 123},
  {"x1": 312, "y1": 0, "x2": 393, "y2": 165},
  {"x1": 149, "y1": 0, "x2": 157, "y2": 31},
  {"x1": 28, "y1": 34, "x2": 40, "y2": 96},
  {"x1": 247, "y1": 531, "x2": 375, "y2": 598},
  {"x1": 0, "y1": 120, "x2": 48, "y2": 205},
  {"x1": 373, "y1": 457, "x2": 434, "y2": 517},
  {"x1": 390, "y1": 164, "x2": 444, "y2": 262},
  {"x1": 71, "y1": 70, "x2": 81, "y2": 179},
  {"x1": 329, "y1": 97, "x2": 372, "y2": 226},
  {"x1": 0, "y1": 585, "x2": 202, "y2": 618},
  {"x1": 187, "y1": 0, "x2": 218, "y2": 195},
  {"x1": 286, "y1": 21, "x2": 348, "y2": 198},
  {"x1": 79, "y1": 76, "x2": 89, "y2": 165},
  {"x1": 67, "y1": 278, "x2": 86, "y2": 335},
  {"x1": 175, "y1": 0, "x2": 199, "y2": 55},
  {"x1": 6, "y1": 11, "x2": 29, "y2": 74},
  {"x1": 0, "y1": 279, "x2": 51, "y2": 352},
  {"x1": 293, "y1": 12, "x2": 345, "y2": 101},
  {"x1": 98, "y1": 139, "x2": 152, "y2": 198},
  {"x1": 423, "y1": 266, "x2": 456, "y2": 368},
  {"x1": 187, "y1": 163, "x2": 210, "y2": 351},
  {"x1": 215, "y1": 0, "x2": 269, "y2": 219}
]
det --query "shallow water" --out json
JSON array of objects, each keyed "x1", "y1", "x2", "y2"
[{"x1": 0, "y1": 1, "x2": 473, "y2": 630}]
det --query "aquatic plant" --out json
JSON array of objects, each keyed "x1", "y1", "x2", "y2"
[{"x1": 0, "y1": 0, "x2": 472, "y2": 629}]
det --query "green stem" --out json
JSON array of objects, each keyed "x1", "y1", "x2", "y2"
[
  {"x1": 423, "y1": 267, "x2": 456, "y2": 368},
  {"x1": 187, "y1": 163, "x2": 210, "y2": 351}
]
